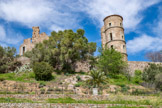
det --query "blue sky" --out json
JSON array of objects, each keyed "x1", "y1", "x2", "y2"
[{"x1": 0, "y1": 0, "x2": 162, "y2": 61}]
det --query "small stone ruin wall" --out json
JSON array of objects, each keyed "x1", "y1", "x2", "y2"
[
  {"x1": 128, "y1": 61, "x2": 162, "y2": 76},
  {"x1": 19, "y1": 27, "x2": 49, "y2": 56}
]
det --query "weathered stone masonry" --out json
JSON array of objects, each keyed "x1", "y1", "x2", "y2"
[
  {"x1": 19, "y1": 27, "x2": 49, "y2": 55},
  {"x1": 101, "y1": 15, "x2": 127, "y2": 61}
]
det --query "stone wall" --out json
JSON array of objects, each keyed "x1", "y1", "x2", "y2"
[
  {"x1": 0, "y1": 103, "x2": 152, "y2": 108},
  {"x1": 0, "y1": 94, "x2": 153, "y2": 107},
  {"x1": 16, "y1": 56, "x2": 162, "y2": 75},
  {"x1": 19, "y1": 27, "x2": 49, "y2": 55},
  {"x1": 16, "y1": 56, "x2": 31, "y2": 65},
  {"x1": 128, "y1": 61, "x2": 162, "y2": 76},
  {"x1": 75, "y1": 61, "x2": 91, "y2": 72}
]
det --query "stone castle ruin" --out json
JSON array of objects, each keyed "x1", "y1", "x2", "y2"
[
  {"x1": 19, "y1": 27, "x2": 49, "y2": 55},
  {"x1": 101, "y1": 15, "x2": 161, "y2": 75},
  {"x1": 19, "y1": 15, "x2": 161, "y2": 75},
  {"x1": 101, "y1": 15, "x2": 127, "y2": 61}
]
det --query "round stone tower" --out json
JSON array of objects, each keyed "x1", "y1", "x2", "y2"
[{"x1": 101, "y1": 15, "x2": 128, "y2": 61}]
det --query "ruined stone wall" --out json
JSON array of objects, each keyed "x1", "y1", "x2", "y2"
[
  {"x1": 75, "y1": 61, "x2": 91, "y2": 72},
  {"x1": 128, "y1": 61, "x2": 162, "y2": 76},
  {"x1": 19, "y1": 27, "x2": 49, "y2": 55},
  {"x1": 19, "y1": 38, "x2": 34, "y2": 55},
  {"x1": 16, "y1": 56, "x2": 31, "y2": 65}
]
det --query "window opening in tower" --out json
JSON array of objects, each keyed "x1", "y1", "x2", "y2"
[
  {"x1": 109, "y1": 23, "x2": 111, "y2": 27},
  {"x1": 110, "y1": 33, "x2": 113, "y2": 41}
]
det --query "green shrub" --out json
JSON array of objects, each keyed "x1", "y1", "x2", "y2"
[
  {"x1": 33, "y1": 62, "x2": 54, "y2": 81},
  {"x1": 131, "y1": 89, "x2": 153, "y2": 96},
  {"x1": 39, "y1": 82, "x2": 46, "y2": 88},
  {"x1": 155, "y1": 73, "x2": 162, "y2": 91},
  {"x1": 0, "y1": 77, "x2": 5, "y2": 81},
  {"x1": 76, "y1": 75, "x2": 81, "y2": 81},
  {"x1": 142, "y1": 64, "x2": 162, "y2": 83},
  {"x1": 142, "y1": 64, "x2": 162, "y2": 91},
  {"x1": 121, "y1": 85, "x2": 130, "y2": 93},
  {"x1": 75, "y1": 82, "x2": 83, "y2": 87},
  {"x1": 132, "y1": 70, "x2": 142, "y2": 84}
]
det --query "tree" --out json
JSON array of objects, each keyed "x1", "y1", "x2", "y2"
[
  {"x1": 142, "y1": 63, "x2": 162, "y2": 91},
  {"x1": 87, "y1": 70, "x2": 107, "y2": 88},
  {"x1": 33, "y1": 62, "x2": 54, "y2": 81},
  {"x1": 0, "y1": 46, "x2": 20, "y2": 73},
  {"x1": 155, "y1": 73, "x2": 162, "y2": 91},
  {"x1": 142, "y1": 64, "x2": 162, "y2": 83},
  {"x1": 96, "y1": 48, "x2": 127, "y2": 76},
  {"x1": 145, "y1": 51, "x2": 162, "y2": 62},
  {"x1": 87, "y1": 69, "x2": 107, "y2": 95},
  {"x1": 25, "y1": 29, "x2": 96, "y2": 72}
]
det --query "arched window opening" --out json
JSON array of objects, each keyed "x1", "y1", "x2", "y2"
[{"x1": 122, "y1": 36, "x2": 124, "y2": 39}]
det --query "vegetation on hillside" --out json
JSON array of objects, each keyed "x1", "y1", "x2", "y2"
[
  {"x1": 0, "y1": 29, "x2": 162, "y2": 96},
  {"x1": 87, "y1": 70, "x2": 107, "y2": 88},
  {"x1": 0, "y1": 46, "x2": 21, "y2": 73},
  {"x1": 33, "y1": 62, "x2": 54, "y2": 81},
  {"x1": 25, "y1": 29, "x2": 96, "y2": 72},
  {"x1": 142, "y1": 64, "x2": 162, "y2": 91},
  {"x1": 96, "y1": 48, "x2": 127, "y2": 76}
]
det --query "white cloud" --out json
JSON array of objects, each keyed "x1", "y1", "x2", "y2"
[
  {"x1": 0, "y1": 25, "x2": 23, "y2": 45},
  {"x1": 79, "y1": 0, "x2": 160, "y2": 32},
  {"x1": 0, "y1": 0, "x2": 81, "y2": 31},
  {"x1": 127, "y1": 6, "x2": 162, "y2": 54},
  {"x1": 127, "y1": 34, "x2": 162, "y2": 54},
  {"x1": 0, "y1": 0, "x2": 160, "y2": 32}
]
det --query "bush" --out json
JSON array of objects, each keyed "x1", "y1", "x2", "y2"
[
  {"x1": 76, "y1": 75, "x2": 81, "y2": 81},
  {"x1": 75, "y1": 82, "x2": 83, "y2": 87},
  {"x1": 0, "y1": 78, "x2": 5, "y2": 81},
  {"x1": 131, "y1": 89, "x2": 152, "y2": 95},
  {"x1": 96, "y1": 48, "x2": 127, "y2": 76},
  {"x1": 33, "y1": 62, "x2": 54, "y2": 81},
  {"x1": 142, "y1": 64, "x2": 161, "y2": 83},
  {"x1": 142, "y1": 64, "x2": 162, "y2": 90},
  {"x1": 132, "y1": 70, "x2": 142, "y2": 84},
  {"x1": 121, "y1": 85, "x2": 130, "y2": 93},
  {"x1": 155, "y1": 73, "x2": 162, "y2": 91}
]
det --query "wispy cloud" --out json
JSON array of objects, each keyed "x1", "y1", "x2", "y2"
[
  {"x1": 0, "y1": 25, "x2": 23, "y2": 45},
  {"x1": 0, "y1": 0, "x2": 81, "y2": 31},
  {"x1": 79, "y1": 0, "x2": 160, "y2": 32},
  {"x1": 127, "y1": 6, "x2": 162, "y2": 54},
  {"x1": 127, "y1": 34, "x2": 162, "y2": 54},
  {"x1": 0, "y1": 0, "x2": 160, "y2": 32}
]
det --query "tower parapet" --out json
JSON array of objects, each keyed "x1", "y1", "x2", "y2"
[{"x1": 101, "y1": 15, "x2": 127, "y2": 61}]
